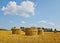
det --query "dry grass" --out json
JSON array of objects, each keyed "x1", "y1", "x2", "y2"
[{"x1": 0, "y1": 30, "x2": 60, "y2": 43}]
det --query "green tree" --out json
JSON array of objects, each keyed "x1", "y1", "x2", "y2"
[
  {"x1": 20, "y1": 27, "x2": 25, "y2": 32},
  {"x1": 50, "y1": 28, "x2": 53, "y2": 32},
  {"x1": 54, "y1": 29, "x2": 57, "y2": 33}
]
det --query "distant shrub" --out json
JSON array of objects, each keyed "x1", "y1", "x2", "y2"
[{"x1": 0, "y1": 29, "x2": 7, "y2": 31}]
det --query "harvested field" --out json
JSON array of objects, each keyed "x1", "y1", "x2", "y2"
[{"x1": 0, "y1": 30, "x2": 60, "y2": 43}]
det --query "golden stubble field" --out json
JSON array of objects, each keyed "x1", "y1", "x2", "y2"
[{"x1": 0, "y1": 30, "x2": 60, "y2": 43}]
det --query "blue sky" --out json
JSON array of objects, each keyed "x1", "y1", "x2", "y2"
[{"x1": 0, "y1": 0, "x2": 60, "y2": 30}]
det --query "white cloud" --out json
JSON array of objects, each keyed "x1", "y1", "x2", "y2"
[
  {"x1": 20, "y1": 12, "x2": 30, "y2": 18},
  {"x1": 48, "y1": 22, "x2": 55, "y2": 25},
  {"x1": 38, "y1": 20, "x2": 55, "y2": 25},
  {"x1": 29, "y1": 24, "x2": 37, "y2": 27},
  {"x1": 38, "y1": 20, "x2": 55, "y2": 28},
  {"x1": 21, "y1": 21, "x2": 26, "y2": 24},
  {"x1": 2, "y1": 1, "x2": 35, "y2": 18},
  {"x1": 10, "y1": 20, "x2": 13, "y2": 23},
  {"x1": 38, "y1": 20, "x2": 47, "y2": 24}
]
